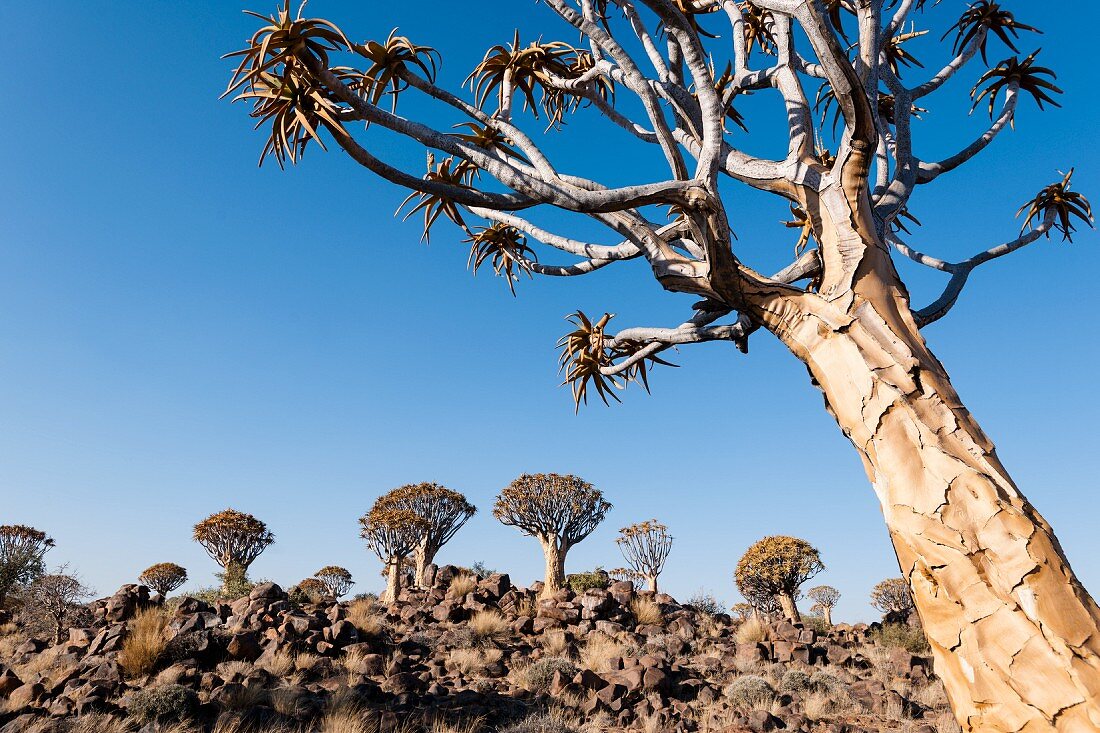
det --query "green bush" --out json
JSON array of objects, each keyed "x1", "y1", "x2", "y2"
[
  {"x1": 870, "y1": 622, "x2": 930, "y2": 653},
  {"x1": 724, "y1": 675, "x2": 776, "y2": 709},
  {"x1": 129, "y1": 684, "x2": 199, "y2": 723},
  {"x1": 521, "y1": 657, "x2": 579, "y2": 695},
  {"x1": 566, "y1": 568, "x2": 609, "y2": 594}
]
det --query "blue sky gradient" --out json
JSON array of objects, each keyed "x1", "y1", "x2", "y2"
[{"x1": 1, "y1": 1, "x2": 1097, "y2": 622}]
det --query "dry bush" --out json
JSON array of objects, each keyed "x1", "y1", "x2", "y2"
[
  {"x1": 498, "y1": 706, "x2": 581, "y2": 733},
  {"x1": 578, "y1": 633, "x2": 628, "y2": 672},
  {"x1": 517, "y1": 657, "x2": 579, "y2": 695},
  {"x1": 912, "y1": 679, "x2": 950, "y2": 709},
  {"x1": 0, "y1": 622, "x2": 17, "y2": 636},
  {"x1": 629, "y1": 597, "x2": 662, "y2": 625},
  {"x1": 11, "y1": 644, "x2": 62, "y2": 680},
  {"x1": 539, "y1": 629, "x2": 571, "y2": 657},
  {"x1": 428, "y1": 719, "x2": 485, "y2": 733},
  {"x1": 871, "y1": 622, "x2": 930, "y2": 653},
  {"x1": 468, "y1": 610, "x2": 510, "y2": 644},
  {"x1": 257, "y1": 648, "x2": 295, "y2": 677},
  {"x1": 515, "y1": 597, "x2": 536, "y2": 617},
  {"x1": 346, "y1": 598, "x2": 385, "y2": 637},
  {"x1": 735, "y1": 617, "x2": 766, "y2": 644},
  {"x1": 217, "y1": 684, "x2": 269, "y2": 711},
  {"x1": 317, "y1": 705, "x2": 379, "y2": 733},
  {"x1": 449, "y1": 573, "x2": 478, "y2": 598},
  {"x1": 118, "y1": 607, "x2": 171, "y2": 679},
  {"x1": 802, "y1": 690, "x2": 857, "y2": 721},
  {"x1": 724, "y1": 675, "x2": 776, "y2": 710}
]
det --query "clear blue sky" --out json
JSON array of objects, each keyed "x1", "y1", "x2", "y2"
[{"x1": 1, "y1": 2, "x2": 1097, "y2": 623}]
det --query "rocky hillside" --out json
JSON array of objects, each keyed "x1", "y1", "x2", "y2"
[{"x1": 0, "y1": 568, "x2": 959, "y2": 733}]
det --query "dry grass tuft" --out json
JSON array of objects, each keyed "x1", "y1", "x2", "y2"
[
  {"x1": 119, "y1": 607, "x2": 171, "y2": 680},
  {"x1": 448, "y1": 648, "x2": 503, "y2": 676},
  {"x1": 802, "y1": 690, "x2": 857, "y2": 721},
  {"x1": 578, "y1": 633, "x2": 628, "y2": 673},
  {"x1": 295, "y1": 652, "x2": 324, "y2": 673},
  {"x1": 515, "y1": 597, "x2": 536, "y2": 617},
  {"x1": 0, "y1": 622, "x2": 18, "y2": 637},
  {"x1": 346, "y1": 598, "x2": 385, "y2": 637},
  {"x1": 539, "y1": 629, "x2": 571, "y2": 657},
  {"x1": 257, "y1": 648, "x2": 296, "y2": 677},
  {"x1": 735, "y1": 616, "x2": 766, "y2": 644},
  {"x1": 449, "y1": 573, "x2": 478, "y2": 598},
  {"x1": 468, "y1": 610, "x2": 510, "y2": 644},
  {"x1": 630, "y1": 596, "x2": 662, "y2": 626},
  {"x1": 215, "y1": 660, "x2": 254, "y2": 680}
]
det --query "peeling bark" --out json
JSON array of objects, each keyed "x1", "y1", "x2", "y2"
[
  {"x1": 383, "y1": 558, "x2": 402, "y2": 604},
  {"x1": 778, "y1": 591, "x2": 801, "y2": 622},
  {"x1": 763, "y1": 250, "x2": 1100, "y2": 732},
  {"x1": 540, "y1": 539, "x2": 566, "y2": 597}
]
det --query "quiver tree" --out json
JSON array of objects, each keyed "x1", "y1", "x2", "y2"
[
  {"x1": 493, "y1": 473, "x2": 610, "y2": 596},
  {"x1": 192, "y1": 509, "x2": 274, "y2": 594},
  {"x1": 615, "y1": 520, "x2": 673, "y2": 592},
  {"x1": 0, "y1": 525, "x2": 54, "y2": 608},
  {"x1": 223, "y1": 1, "x2": 1100, "y2": 728},
  {"x1": 314, "y1": 565, "x2": 355, "y2": 598},
  {"x1": 871, "y1": 577, "x2": 916, "y2": 617},
  {"x1": 735, "y1": 536, "x2": 823, "y2": 622},
  {"x1": 294, "y1": 577, "x2": 328, "y2": 603},
  {"x1": 374, "y1": 483, "x2": 476, "y2": 586},
  {"x1": 138, "y1": 563, "x2": 189, "y2": 597},
  {"x1": 359, "y1": 502, "x2": 428, "y2": 603},
  {"x1": 807, "y1": 585, "x2": 841, "y2": 626}
]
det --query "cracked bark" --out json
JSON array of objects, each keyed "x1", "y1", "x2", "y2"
[
  {"x1": 540, "y1": 539, "x2": 567, "y2": 598},
  {"x1": 752, "y1": 226, "x2": 1100, "y2": 732}
]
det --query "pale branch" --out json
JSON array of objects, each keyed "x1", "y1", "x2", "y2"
[
  {"x1": 916, "y1": 85, "x2": 1019, "y2": 183},
  {"x1": 893, "y1": 210, "x2": 1056, "y2": 326},
  {"x1": 912, "y1": 28, "x2": 987, "y2": 99}
]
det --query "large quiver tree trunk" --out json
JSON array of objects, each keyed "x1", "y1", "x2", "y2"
[{"x1": 774, "y1": 263, "x2": 1100, "y2": 732}]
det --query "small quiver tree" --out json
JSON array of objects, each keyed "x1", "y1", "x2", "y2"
[
  {"x1": 25, "y1": 565, "x2": 93, "y2": 644},
  {"x1": 376, "y1": 483, "x2": 476, "y2": 587},
  {"x1": 360, "y1": 504, "x2": 428, "y2": 603},
  {"x1": 871, "y1": 577, "x2": 916, "y2": 620},
  {"x1": 493, "y1": 473, "x2": 611, "y2": 597},
  {"x1": 314, "y1": 566, "x2": 354, "y2": 598},
  {"x1": 735, "y1": 536, "x2": 824, "y2": 622},
  {"x1": 138, "y1": 563, "x2": 189, "y2": 598},
  {"x1": 807, "y1": 585, "x2": 841, "y2": 627},
  {"x1": 616, "y1": 520, "x2": 673, "y2": 593},
  {"x1": 293, "y1": 577, "x2": 328, "y2": 604},
  {"x1": 192, "y1": 509, "x2": 274, "y2": 595},
  {"x1": 0, "y1": 525, "x2": 54, "y2": 609}
]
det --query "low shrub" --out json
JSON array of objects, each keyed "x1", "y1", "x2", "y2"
[
  {"x1": 780, "y1": 669, "x2": 812, "y2": 693},
  {"x1": 809, "y1": 670, "x2": 846, "y2": 695},
  {"x1": 735, "y1": 616, "x2": 766, "y2": 644},
  {"x1": 725, "y1": 675, "x2": 776, "y2": 710},
  {"x1": 871, "y1": 622, "x2": 930, "y2": 653},
  {"x1": 129, "y1": 684, "x2": 199, "y2": 723},
  {"x1": 520, "y1": 657, "x2": 578, "y2": 695},
  {"x1": 578, "y1": 633, "x2": 629, "y2": 672},
  {"x1": 566, "y1": 568, "x2": 608, "y2": 594}
]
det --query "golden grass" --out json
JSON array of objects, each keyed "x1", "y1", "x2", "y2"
[
  {"x1": 0, "y1": 622, "x2": 17, "y2": 636},
  {"x1": 468, "y1": 610, "x2": 510, "y2": 643},
  {"x1": 257, "y1": 648, "x2": 296, "y2": 677},
  {"x1": 578, "y1": 633, "x2": 628, "y2": 673},
  {"x1": 119, "y1": 607, "x2": 171, "y2": 680},
  {"x1": 539, "y1": 629, "x2": 570, "y2": 657},
  {"x1": 735, "y1": 616, "x2": 766, "y2": 644},
  {"x1": 346, "y1": 598, "x2": 384, "y2": 636},
  {"x1": 215, "y1": 660, "x2": 255, "y2": 680},
  {"x1": 514, "y1": 597, "x2": 535, "y2": 617},
  {"x1": 448, "y1": 573, "x2": 478, "y2": 598},
  {"x1": 294, "y1": 652, "x2": 323, "y2": 673},
  {"x1": 448, "y1": 648, "x2": 503, "y2": 676},
  {"x1": 630, "y1": 596, "x2": 663, "y2": 626},
  {"x1": 802, "y1": 690, "x2": 857, "y2": 721}
]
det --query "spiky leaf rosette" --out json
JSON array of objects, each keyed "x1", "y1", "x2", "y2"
[
  {"x1": 870, "y1": 577, "x2": 915, "y2": 613},
  {"x1": 883, "y1": 28, "x2": 927, "y2": 78},
  {"x1": 399, "y1": 155, "x2": 478, "y2": 242},
  {"x1": 453, "y1": 122, "x2": 527, "y2": 162},
  {"x1": 971, "y1": 50, "x2": 1062, "y2": 117},
  {"x1": 942, "y1": 1, "x2": 1040, "y2": 65},
  {"x1": 738, "y1": 2, "x2": 777, "y2": 57},
  {"x1": 467, "y1": 32, "x2": 608, "y2": 126},
  {"x1": 557, "y1": 311, "x2": 676, "y2": 410},
  {"x1": 139, "y1": 563, "x2": 189, "y2": 596},
  {"x1": 1016, "y1": 169, "x2": 1094, "y2": 241},
  {"x1": 352, "y1": 30, "x2": 439, "y2": 111},
  {"x1": 223, "y1": 1, "x2": 353, "y2": 166},
  {"x1": 465, "y1": 224, "x2": 537, "y2": 295}
]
